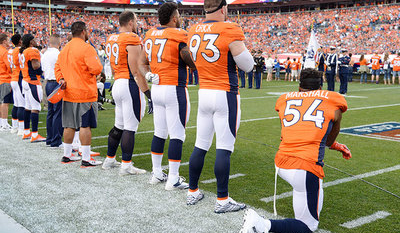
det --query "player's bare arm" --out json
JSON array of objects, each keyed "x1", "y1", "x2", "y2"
[
  {"x1": 127, "y1": 45, "x2": 149, "y2": 93},
  {"x1": 179, "y1": 45, "x2": 196, "y2": 70},
  {"x1": 326, "y1": 109, "x2": 342, "y2": 147},
  {"x1": 138, "y1": 48, "x2": 150, "y2": 77}
]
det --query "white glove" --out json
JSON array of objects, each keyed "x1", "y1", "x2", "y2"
[{"x1": 145, "y1": 72, "x2": 159, "y2": 85}]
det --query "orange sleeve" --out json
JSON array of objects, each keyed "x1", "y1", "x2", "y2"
[
  {"x1": 275, "y1": 95, "x2": 285, "y2": 112},
  {"x1": 224, "y1": 23, "x2": 245, "y2": 45},
  {"x1": 331, "y1": 93, "x2": 348, "y2": 113},
  {"x1": 27, "y1": 49, "x2": 41, "y2": 61},
  {"x1": 2, "y1": 52, "x2": 11, "y2": 73},
  {"x1": 125, "y1": 33, "x2": 141, "y2": 46},
  {"x1": 84, "y1": 46, "x2": 103, "y2": 76}
]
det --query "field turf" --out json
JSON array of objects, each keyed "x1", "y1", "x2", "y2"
[{"x1": 34, "y1": 78, "x2": 400, "y2": 232}]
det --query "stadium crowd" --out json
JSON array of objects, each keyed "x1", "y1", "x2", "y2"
[{"x1": 1, "y1": 4, "x2": 400, "y2": 54}]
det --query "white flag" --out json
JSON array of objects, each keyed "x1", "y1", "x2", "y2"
[{"x1": 304, "y1": 30, "x2": 320, "y2": 69}]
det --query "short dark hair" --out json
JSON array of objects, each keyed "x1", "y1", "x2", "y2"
[
  {"x1": 0, "y1": 33, "x2": 7, "y2": 44},
  {"x1": 20, "y1": 34, "x2": 35, "y2": 54},
  {"x1": 119, "y1": 11, "x2": 135, "y2": 27},
  {"x1": 299, "y1": 68, "x2": 323, "y2": 90},
  {"x1": 11, "y1": 34, "x2": 21, "y2": 46},
  {"x1": 158, "y1": 2, "x2": 178, "y2": 26},
  {"x1": 71, "y1": 21, "x2": 86, "y2": 37}
]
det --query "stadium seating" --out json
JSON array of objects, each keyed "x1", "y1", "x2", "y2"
[{"x1": 0, "y1": 4, "x2": 399, "y2": 55}]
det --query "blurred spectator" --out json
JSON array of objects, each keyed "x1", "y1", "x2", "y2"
[
  {"x1": 359, "y1": 54, "x2": 368, "y2": 83},
  {"x1": 383, "y1": 52, "x2": 391, "y2": 85}
]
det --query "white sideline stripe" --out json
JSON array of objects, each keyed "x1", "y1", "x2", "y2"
[
  {"x1": 0, "y1": 209, "x2": 31, "y2": 233},
  {"x1": 92, "y1": 145, "x2": 108, "y2": 149},
  {"x1": 351, "y1": 86, "x2": 400, "y2": 92},
  {"x1": 260, "y1": 164, "x2": 400, "y2": 204},
  {"x1": 91, "y1": 103, "x2": 400, "y2": 140},
  {"x1": 201, "y1": 173, "x2": 246, "y2": 184},
  {"x1": 340, "y1": 211, "x2": 391, "y2": 229},
  {"x1": 161, "y1": 162, "x2": 189, "y2": 170},
  {"x1": 350, "y1": 103, "x2": 400, "y2": 110},
  {"x1": 132, "y1": 152, "x2": 151, "y2": 157}
]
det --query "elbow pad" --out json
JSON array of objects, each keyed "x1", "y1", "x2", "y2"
[{"x1": 233, "y1": 49, "x2": 254, "y2": 73}]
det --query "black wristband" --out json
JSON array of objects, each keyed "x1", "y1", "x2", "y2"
[{"x1": 144, "y1": 90, "x2": 151, "y2": 99}]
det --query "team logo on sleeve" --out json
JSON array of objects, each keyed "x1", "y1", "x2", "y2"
[{"x1": 341, "y1": 122, "x2": 400, "y2": 142}]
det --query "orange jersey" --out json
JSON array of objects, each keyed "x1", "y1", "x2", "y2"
[
  {"x1": 9, "y1": 47, "x2": 21, "y2": 82},
  {"x1": 290, "y1": 61, "x2": 299, "y2": 70},
  {"x1": 55, "y1": 38, "x2": 103, "y2": 103},
  {"x1": 370, "y1": 55, "x2": 381, "y2": 70},
  {"x1": 274, "y1": 90, "x2": 347, "y2": 179},
  {"x1": 105, "y1": 32, "x2": 141, "y2": 80},
  {"x1": 391, "y1": 57, "x2": 400, "y2": 72},
  {"x1": 0, "y1": 45, "x2": 11, "y2": 84},
  {"x1": 20, "y1": 47, "x2": 41, "y2": 85},
  {"x1": 144, "y1": 27, "x2": 188, "y2": 86},
  {"x1": 188, "y1": 21, "x2": 245, "y2": 93},
  {"x1": 359, "y1": 58, "x2": 367, "y2": 66}
]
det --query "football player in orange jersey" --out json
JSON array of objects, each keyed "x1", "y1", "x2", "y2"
[
  {"x1": 370, "y1": 52, "x2": 382, "y2": 84},
  {"x1": 186, "y1": 0, "x2": 254, "y2": 213},
  {"x1": 241, "y1": 69, "x2": 351, "y2": 233},
  {"x1": 19, "y1": 34, "x2": 46, "y2": 143},
  {"x1": 101, "y1": 11, "x2": 151, "y2": 175},
  {"x1": 391, "y1": 52, "x2": 400, "y2": 85},
  {"x1": 0, "y1": 33, "x2": 12, "y2": 131},
  {"x1": 9, "y1": 34, "x2": 26, "y2": 135},
  {"x1": 138, "y1": 2, "x2": 196, "y2": 190}
]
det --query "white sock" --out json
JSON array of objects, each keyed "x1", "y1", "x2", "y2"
[
  {"x1": 32, "y1": 131, "x2": 38, "y2": 138},
  {"x1": 1, "y1": 118, "x2": 5, "y2": 127},
  {"x1": 18, "y1": 121, "x2": 24, "y2": 131},
  {"x1": 168, "y1": 160, "x2": 180, "y2": 178},
  {"x1": 64, "y1": 143, "x2": 73, "y2": 158},
  {"x1": 151, "y1": 153, "x2": 163, "y2": 176},
  {"x1": 12, "y1": 119, "x2": 18, "y2": 128},
  {"x1": 81, "y1": 145, "x2": 91, "y2": 162},
  {"x1": 188, "y1": 189, "x2": 200, "y2": 196},
  {"x1": 121, "y1": 161, "x2": 132, "y2": 169},
  {"x1": 24, "y1": 129, "x2": 30, "y2": 135},
  {"x1": 217, "y1": 197, "x2": 230, "y2": 205}
]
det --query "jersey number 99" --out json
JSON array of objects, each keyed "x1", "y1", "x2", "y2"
[{"x1": 106, "y1": 43, "x2": 120, "y2": 65}]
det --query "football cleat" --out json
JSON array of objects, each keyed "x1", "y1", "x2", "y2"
[
  {"x1": 165, "y1": 176, "x2": 189, "y2": 191},
  {"x1": 1, "y1": 123, "x2": 12, "y2": 131},
  {"x1": 102, "y1": 157, "x2": 121, "y2": 170},
  {"x1": 81, "y1": 158, "x2": 102, "y2": 168},
  {"x1": 10, "y1": 128, "x2": 18, "y2": 134},
  {"x1": 214, "y1": 197, "x2": 246, "y2": 214},
  {"x1": 30, "y1": 134, "x2": 46, "y2": 143},
  {"x1": 119, "y1": 164, "x2": 146, "y2": 176},
  {"x1": 149, "y1": 171, "x2": 168, "y2": 185},
  {"x1": 187, "y1": 190, "x2": 204, "y2": 205},
  {"x1": 78, "y1": 150, "x2": 100, "y2": 157},
  {"x1": 61, "y1": 154, "x2": 81, "y2": 164},
  {"x1": 22, "y1": 132, "x2": 31, "y2": 140},
  {"x1": 17, "y1": 129, "x2": 24, "y2": 136},
  {"x1": 240, "y1": 209, "x2": 271, "y2": 233}
]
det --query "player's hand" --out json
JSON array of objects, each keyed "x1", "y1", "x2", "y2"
[
  {"x1": 59, "y1": 79, "x2": 67, "y2": 90},
  {"x1": 147, "y1": 99, "x2": 153, "y2": 114},
  {"x1": 330, "y1": 141, "x2": 352, "y2": 160},
  {"x1": 145, "y1": 72, "x2": 159, "y2": 85}
]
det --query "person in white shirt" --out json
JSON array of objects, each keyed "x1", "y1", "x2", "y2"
[
  {"x1": 41, "y1": 34, "x2": 62, "y2": 147},
  {"x1": 265, "y1": 54, "x2": 274, "y2": 81}
]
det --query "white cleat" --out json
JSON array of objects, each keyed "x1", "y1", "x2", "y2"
[
  {"x1": 149, "y1": 171, "x2": 168, "y2": 184},
  {"x1": 214, "y1": 197, "x2": 246, "y2": 214},
  {"x1": 187, "y1": 190, "x2": 204, "y2": 205},
  {"x1": 165, "y1": 176, "x2": 189, "y2": 191},
  {"x1": 119, "y1": 164, "x2": 146, "y2": 176},
  {"x1": 240, "y1": 209, "x2": 271, "y2": 233},
  {"x1": 102, "y1": 157, "x2": 121, "y2": 170},
  {"x1": 81, "y1": 158, "x2": 102, "y2": 168},
  {"x1": 17, "y1": 129, "x2": 24, "y2": 136},
  {"x1": 10, "y1": 128, "x2": 18, "y2": 134}
]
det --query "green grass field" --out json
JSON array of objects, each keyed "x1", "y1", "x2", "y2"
[{"x1": 35, "y1": 77, "x2": 400, "y2": 232}]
